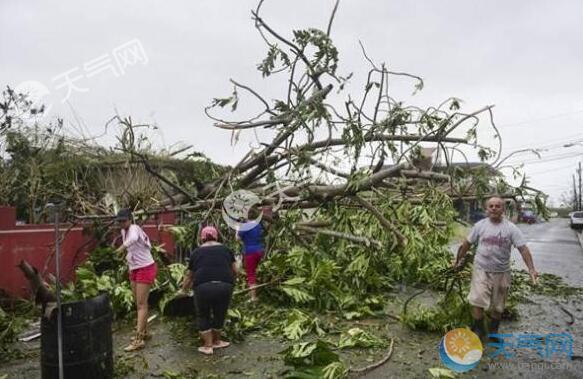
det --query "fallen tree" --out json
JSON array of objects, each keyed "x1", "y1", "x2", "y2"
[
  {"x1": 2, "y1": 1, "x2": 557, "y2": 377},
  {"x1": 88, "y1": 1, "x2": 553, "y2": 377},
  {"x1": 106, "y1": 0, "x2": 547, "y2": 225}
]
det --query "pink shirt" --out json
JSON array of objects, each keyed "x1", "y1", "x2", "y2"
[{"x1": 121, "y1": 224, "x2": 155, "y2": 270}]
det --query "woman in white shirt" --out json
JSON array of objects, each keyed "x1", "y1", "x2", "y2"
[{"x1": 114, "y1": 208, "x2": 157, "y2": 352}]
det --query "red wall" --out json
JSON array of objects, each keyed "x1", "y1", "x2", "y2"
[{"x1": 0, "y1": 207, "x2": 176, "y2": 299}]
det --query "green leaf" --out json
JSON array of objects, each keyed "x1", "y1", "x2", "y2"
[
  {"x1": 322, "y1": 362, "x2": 348, "y2": 379},
  {"x1": 337, "y1": 328, "x2": 386, "y2": 349},
  {"x1": 281, "y1": 340, "x2": 341, "y2": 372},
  {"x1": 286, "y1": 342, "x2": 318, "y2": 359},
  {"x1": 283, "y1": 277, "x2": 307, "y2": 286},
  {"x1": 428, "y1": 367, "x2": 457, "y2": 378},
  {"x1": 281, "y1": 287, "x2": 315, "y2": 304}
]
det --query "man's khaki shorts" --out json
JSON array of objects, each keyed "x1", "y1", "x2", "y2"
[{"x1": 468, "y1": 268, "x2": 511, "y2": 314}]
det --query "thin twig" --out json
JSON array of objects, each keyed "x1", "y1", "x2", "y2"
[
  {"x1": 295, "y1": 225, "x2": 382, "y2": 248},
  {"x1": 233, "y1": 280, "x2": 279, "y2": 296},
  {"x1": 349, "y1": 338, "x2": 395, "y2": 374},
  {"x1": 252, "y1": 9, "x2": 323, "y2": 90},
  {"x1": 215, "y1": 118, "x2": 291, "y2": 130},
  {"x1": 326, "y1": 0, "x2": 340, "y2": 37},
  {"x1": 353, "y1": 195, "x2": 407, "y2": 246},
  {"x1": 231, "y1": 79, "x2": 276, "y2": 115}
]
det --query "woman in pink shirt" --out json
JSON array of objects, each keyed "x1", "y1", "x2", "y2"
[{"x1": 114, "y1": 208, "x2": 157, "y2": 352}]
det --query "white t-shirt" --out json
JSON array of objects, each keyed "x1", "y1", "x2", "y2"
[
  {"x1": 467, "y1": 218, "x2": 527, "y2": 272},
  {"x1": 121, "y1": 224, "x2": 154, "y2": 270}
]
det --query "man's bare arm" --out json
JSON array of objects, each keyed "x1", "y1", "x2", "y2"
[
  {"x1": 454, "y1": 240, "x2": 472, "y2": 268},
  {"x1": 517, "y1": 245, "x2": 538, "y2": 284}
]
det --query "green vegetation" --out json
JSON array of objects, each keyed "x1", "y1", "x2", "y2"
[
  {"x1": 281, "y1": 340, "x2": 347, "y2": 379},
  {"x1": 0, "y1": 1, "x2": 562, "y2": 377},
  {"x1": 60, "y1": 245, "x2": 186, "y2": 318},
  {"x1": 0, "y1": 301, "x2": 37, "y2": 363}
]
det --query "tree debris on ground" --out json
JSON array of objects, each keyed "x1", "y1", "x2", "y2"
[{"x1": 0, "y1": 0, "x2": 568, "y2": 378}]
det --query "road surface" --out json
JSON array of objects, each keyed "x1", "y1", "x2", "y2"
[{"x1": 513, "y1": 218, "x2": 583, "y2": 286}]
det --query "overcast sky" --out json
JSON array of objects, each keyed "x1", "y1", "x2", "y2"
[{"x1": 2, "y1": 0, "x2": 583, "y2": 204}]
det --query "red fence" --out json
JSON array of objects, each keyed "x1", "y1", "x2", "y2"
[{"x1": 0, "y1": 207, "x2": 176, "y2": 299}]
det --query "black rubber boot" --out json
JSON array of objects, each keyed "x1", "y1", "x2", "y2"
[
  {"x1": 470, "y1": 318, "x2": 485, "y2": 341},
  {"x1": 488, "y1": 318, "x2": 501, "y2": 343}
]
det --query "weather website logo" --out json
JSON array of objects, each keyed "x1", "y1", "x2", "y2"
[{"x1": 439, "y1": 328, "x2": 483, "y2": 372}]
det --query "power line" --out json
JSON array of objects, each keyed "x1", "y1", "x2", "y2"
[
  {"x1": 522, "y1": 154, "x2": 582, "y2": 165},
  {"x1": 506, "y1": 150, "x2": 583, "y2": 166},
  {"x1": 505, "y1": 134, "x2": 583, "y2": 152},
  {"x1": 542, "y1": 184, "x2": 571, "y2": 188},
  {"x1": 498, "y1": 109, "x2": 583, "y2": 129},
  {"x1": 526, "y1": 164, "x2": 577, "y2": 176},
  {"x1": 510, "y1": 155, "x2": 579, "y2": 167},
  {"x1": 534, "y1": 138, "x2": 583, "y2": 151}
]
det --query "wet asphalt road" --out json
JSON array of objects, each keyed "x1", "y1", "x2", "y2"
[{"x1": 512, "y1": 218, "x2": 583, "y2": 287}]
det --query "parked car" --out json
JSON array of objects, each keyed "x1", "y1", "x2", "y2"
[
  {"x1": 570, "y1": 211, "x2": 583, "y2": 230},
  {"x1": 520, "y1": 210, "x2": 537, "y2": 224}
]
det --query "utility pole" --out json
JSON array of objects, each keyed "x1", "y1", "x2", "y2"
[
  {"x1": 46, "y1": 201, "x2": 64, "y2": 379},
  {"x1": 579, "y1": 162, "x2": 582, "y2": 211},
  {"x1": 573, "y1": 175, "x2": 578, "y2": 211}
]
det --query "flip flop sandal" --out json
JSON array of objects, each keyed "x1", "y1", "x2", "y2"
[
  {"x1": 198, "y1": 346, "x2": 214, "y2": 355},
  {"x1": 213, "y1": 341, "x2": 231, "y2": 349}
]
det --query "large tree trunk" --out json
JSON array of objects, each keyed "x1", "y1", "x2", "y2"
[{"x1": 17, "y1": 260, "x2": 56, "y2": 311}]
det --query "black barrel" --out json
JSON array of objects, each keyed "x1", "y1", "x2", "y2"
[{"x1": 41, "y1": 293, "x2": 113, "y2": 379}]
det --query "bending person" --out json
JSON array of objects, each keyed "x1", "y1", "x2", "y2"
[
  {"x1": 114, "y1": 208, "x2": 157, "y2": 352},
  {"x1": 181, "y1": 226, "x2": 236, "y2": 355}
]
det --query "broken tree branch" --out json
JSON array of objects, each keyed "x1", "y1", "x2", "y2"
[
  {"x1": 295, "y1": 225, "x2": 382, "y2": 248},
  {"x1": 295, "y1": 220, "x2": 333, "y2": 228},
  {"x1": 353, "y1": 195, "x2": 407, "y2": 246},
  {"x1": 349, "y1": 338, "x2": 395, "y2": 374},
  {"x1": 17, "y1": 260, "x2": 56, "y2": 306},
  {"x1": 400, "y1": 170, "x2": 450, "y2": 181}
]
